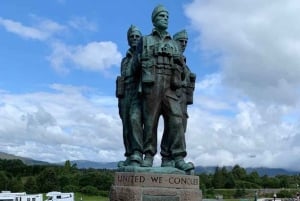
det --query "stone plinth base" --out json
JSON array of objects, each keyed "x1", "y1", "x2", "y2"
[{"x1": 109, "y1": 172, "x2": 202, "y2": 201}]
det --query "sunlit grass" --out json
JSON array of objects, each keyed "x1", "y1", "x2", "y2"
[{"x1": 74, "y1": 193, "x2": 108, "y2": 201}]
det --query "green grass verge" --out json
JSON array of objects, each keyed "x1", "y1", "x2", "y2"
[{"x1": 74, "y1": 193, "x2": 108, "y2": 201}]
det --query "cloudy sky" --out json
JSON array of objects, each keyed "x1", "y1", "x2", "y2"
[{"x1": 1, "y1": 0, "x2": 300, "y2": 171}]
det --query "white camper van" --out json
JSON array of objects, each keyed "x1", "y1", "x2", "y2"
[
  {"x1": 45, "y1": 192, "x2": 74, "y2": 201},
  {"x1": 0, "y1": 191, "x2": 42, "y2": 201}
]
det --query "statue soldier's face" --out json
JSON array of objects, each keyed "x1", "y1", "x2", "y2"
[
  {"x1": 129, "y1": 30, "x2": 141, "y2": 48},
  {"x1": 153, "y1": 11, "x2": 168, "y2": 31},
  {"x1": 177, "y1": 38, "x2": 188, "y2": 53}
]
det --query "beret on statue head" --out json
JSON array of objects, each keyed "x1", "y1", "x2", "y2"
[
  {"x1": 127, "y1": 25, "x2": 142, "y2": 40},
  {"x1": 173, "y1": 29, "x2": 188, "y2": 41},
  {"x1": 151, "y1": 5, "x2": 168, "y2": 22}
]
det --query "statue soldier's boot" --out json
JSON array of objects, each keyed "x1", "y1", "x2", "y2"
[
  {"x1": 141, "y1": 153, "x2": 154, "y2": 167},
  {"x1": 174, "y1": 157, "x2": 194, "y2": 171},
  {"x1": 117, "y1": 157, "x2": 130, "y2": 167},
  {"x1": 161, "y1": 157, "x2": 175, "y2": 167},
  {"x1": 128, "y1": 151, "x2": 142, "y2": 167}
]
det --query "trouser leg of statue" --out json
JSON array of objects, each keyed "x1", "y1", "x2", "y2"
[
  {"x1": 160, "y1": 91, "x2": 193, "y2": 171},
  {"x1": 118, "y1": 87, "x2": 143, "y2": 167},
  {"x1": 141, "y1": 84, "x2": 161, "y2": 167},
  {"x1": 118, "y1": 97, "x2": 131, "y2": 162},
  {"x1": 180, "y1": 88, "x2": 188, "y2": 133},
  {"x1": 128, "y1": 96, "x2": 143, "y2": 165}
]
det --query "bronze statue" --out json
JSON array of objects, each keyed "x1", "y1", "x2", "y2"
[
  {"x1": 135, "y1": 5, "x2": 194, "y2": 171},
  {"x1": 116, "y1": 5, "x2": 196, "y2": 174},
  {"x1": 160, "y1": 29, "x2": 196, "y2": 170},
  {"x1": 173, "y1": 29, "x2": 196, "y2": 132},
  {"x1": 116, "y1": 25, "x2": 143, "y2": 167}
]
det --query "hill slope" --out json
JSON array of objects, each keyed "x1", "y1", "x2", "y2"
[{"x1": 0, "y1": 151, "x2": 50, "y2": 165}]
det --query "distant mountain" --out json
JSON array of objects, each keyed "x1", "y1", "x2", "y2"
[
  {"x1": 0, "y1": 151, "x2": 50, "y2": 165},
  {"x1": 68, "y1": 160, "x2": 118, "y2": 169},
  {"x1": 246, "y1": 167, "x2": 299, "y2": 176},
  {"x1": 195, "y1": 165, "x2": 299, "y2": 176},
  {"x1": 194, "y1": 166, "x2": 216, "y2": 174},
  {"x1": 0, "y1": 151, "x2": 299, "y2": 176}
]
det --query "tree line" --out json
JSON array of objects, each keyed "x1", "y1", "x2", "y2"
[
  {"x1": 0, "y1": 159, "x2": 113, "y2": 197},
  {"x1": 0, "y1": 159, "x2": 299, "y2": 198},
  {"x1": 199, "y1": 165, "x2": 300, "y2": 198}
]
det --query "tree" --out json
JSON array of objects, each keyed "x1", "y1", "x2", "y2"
[
  {"x1": 9, "y1": 177, "x2": 24, "y2": 192},
  {"x1": 199, "y1": 173, "x2": 213, "y2": 189},
  {"x1": 212, "y1": 167, "x2": 225, "y2": 188},
  {"x1": 24, "y1": 176, "x2": 38, "y2": 193},
  {"x1": 59, "y1": 175, "x2": 71, "y2": 190},
  {"x1": 36, "y1": 167, "x2": 59, "y2": 192},
  {"x1": 277, "y1": 189, "x2": 295, "y2": 198},
  {"x1": 245, "y1": 171, "x2": 262, "y2": 186},
  {"x1": 79, "y1": 172, "x2": 96, "y2": 187},
  {"x1": 277, "y1": 175, "x2": 290, "y2": 188},
  {"x1": 224, "y1": 172, "x2": 235, "y2": 188},
  {"x1": 94, "y1": 171, "x2": 114, "y2": 191},
  {"x1": 2, "y1": 159, "x2": 26, "y2": 176},
  {"x1": 232, "y1": 165, "x2": 247, "y2": 180},
  {"x1": 0, "y1": 171, "x2": 9, "y2": 190}
]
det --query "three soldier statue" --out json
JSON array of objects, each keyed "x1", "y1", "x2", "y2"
[{"x1": 116, "y1": 5, "x2": 196, "y2": 174}]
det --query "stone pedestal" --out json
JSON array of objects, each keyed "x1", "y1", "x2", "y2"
[{"x1": 109, "y1": 172, "x2": 202, "y2": 201}]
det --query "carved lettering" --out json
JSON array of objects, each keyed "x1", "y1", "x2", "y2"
[
  {"x1": 115, "y1": 173, "x2": 199, "y2": 188},
  {"x1": 150, "y1": 176, "x2": 163, "y2": 183},
  {"x1": 168, "y1": 176, "x2": 199, "y2": 185},
  {"x1": 117, "y1": 175, "x2": 145, "y2": 184}
]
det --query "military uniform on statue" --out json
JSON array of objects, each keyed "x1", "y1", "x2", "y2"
[
  {"x1": 110, "y1": 5, "x2": 202, "y2": 201},
  {"x1": 137, "y1": 6, "x2": 194, "y2": 172}
]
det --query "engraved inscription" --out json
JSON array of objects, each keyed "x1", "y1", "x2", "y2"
[{"x1": 117, "y1": 174, "x2": 199, "y2": 186}]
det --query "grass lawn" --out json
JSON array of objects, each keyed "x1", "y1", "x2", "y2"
[{"x1": 74, "y1": 193, "x2": 108, "y2": 201}]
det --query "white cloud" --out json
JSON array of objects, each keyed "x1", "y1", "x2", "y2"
[
  {"x1": 0, "y1": 17, "x2": 66, "y2": 41},
  {"x1": 48, "y1": 41, "x2": 122, "y2": 73},
  {"x1": 0, "y1": 85, "x2": 123, "y2": 163},
  {"x1": 0, "y1": 79, "x2": 300, "y2": 170},
  {"x1": 185, "y1": 0, "x2": 300, "y2": 106},
  {"x1": 185, "y1": 96, "x2": 300, "y2": 170},
  {"x1": 68, "y1": 17, "x2": 98, "y2": 32},
  {"x1": 0, "y1": 16, "x2": 121, "y2": 75},
  {"x1": 179, "y1": 0, "x2": 300, "y2": 170},
  {"x1": 0, "y1": 17, "x2": 48, "y2": 40}
]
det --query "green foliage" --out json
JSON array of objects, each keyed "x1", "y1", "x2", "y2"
[
  {"x1": 0, "y1": 159, "x2": 27, "y2": 176},
  {"x1": 9, "y1": 177, "x2": 24, "y2": 192},
  {"x1": 205, "y1": 187, "x2": 216, "y2": 198},
  {"x1": 36, "y1": 167, "x2": 60, "y2": 192},
  {"x1": 94, "y1": 171, "x2": 114, "y2": 191},
  {"x1": 212, "y1": 167, "x2": 226, "y2": 188},
  {"x1": 0, "y1": 171, "x2": 9, "y2": 190},
  {"x1": 232, "y1": 165, "x2": 247, "y2": 180},
  {"x1": 277, "y1": 189, "x2": 297, "y2": 198},
  {"x1": 80, "y1": 185, "x2": 99, "y2": 195},
  {"x1": 24, "y1": 176, "x2": 38, "y2": 193},
  {"x1": 235, "y1": 180, "x2": 261, "y2": 189},
  {"x1": 98, "y1": 191, "x2": 109, "y2": 197}
]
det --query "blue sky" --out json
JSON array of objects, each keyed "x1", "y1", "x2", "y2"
[{"x1": 1, "y1": 0, "x2": 300, "y2": 171}]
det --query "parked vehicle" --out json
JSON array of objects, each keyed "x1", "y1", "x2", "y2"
[
  {"x1": 0, "y1": 191, "x2": 42, "y2": 201},
  {"x1": 45, "y1": 192, "x2": 74, "y2": 201}
]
